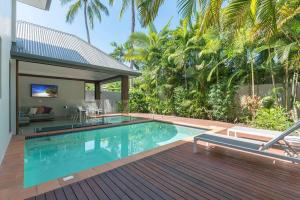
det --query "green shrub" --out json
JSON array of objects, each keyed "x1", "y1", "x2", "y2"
[
  {"x1": 173, "y1": 87, "x2": 206, "y2": 118},
  {"x1": 207, "y1": 83, "x2": 236, "y2": 122},
  {"x1": 251, "y1": 107, "x2": 292, "y2": 131},
  {"x1": 129, "y1": 88, "x2": 149, "y2": 113},
  {"x1": 174, "y1": 87, "x2": 189, "y2": 116},
  {"x1": 261, "y1": 96, "x2": 275, "y2": 109}
]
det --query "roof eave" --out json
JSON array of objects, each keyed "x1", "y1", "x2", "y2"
[
  {"x1": 11, "y1": 51, "x2": 141, "y2": 77},
  {"x1": 17, "y1": 0, "x2": 52, "y2": 10}
]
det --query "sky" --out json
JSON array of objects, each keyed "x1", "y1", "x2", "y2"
[{"x1": 17, "y1": 0, "x2": 180, "y2": 54}]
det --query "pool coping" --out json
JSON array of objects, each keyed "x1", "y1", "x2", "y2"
[{"x1": 0, "y1": 114, "x2": 227, "y2": 200}]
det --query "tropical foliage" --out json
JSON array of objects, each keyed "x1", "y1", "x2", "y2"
[
  {"x1": 61, "y1": 0, "x2": 113, "y2": 44},
  {"x1": 109, "y1": 0, "x2": 300, "y2": 130}
]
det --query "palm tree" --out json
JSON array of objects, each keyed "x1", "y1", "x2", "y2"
[
  {"x1": 125, "y1": 22, "x2": 170, "y2": 63},
  {"x1": 119, "y1": 0, "x2": 137, "y2": 69},
  {"x1": 110, "y1": 0, "x2": 143, "y2": 69},
  {"x1": 60, "y1": 0, "x2": 112, "y2": 44},
  {"x1": 168, "y1": 18, "x2": 201, "y2": 89},
  {"x1": 117, "y1": 0, "x2": 137, "y2": 33}
]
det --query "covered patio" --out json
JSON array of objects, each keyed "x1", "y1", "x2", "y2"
[{"x1": 11, "y1": 21, "x2": 139, "y2": 134}]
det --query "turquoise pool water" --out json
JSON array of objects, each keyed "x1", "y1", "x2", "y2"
[
  {"x1": 24, "y1": 121, "x2": 206, "y2": 188},
  {"x1": 94, "y1": 115, "x2": 141, "y2": 124}
]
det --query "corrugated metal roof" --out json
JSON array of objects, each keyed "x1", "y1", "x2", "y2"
[{"x1": 11, "y1": 21, "x2": 138, "y2": 76}]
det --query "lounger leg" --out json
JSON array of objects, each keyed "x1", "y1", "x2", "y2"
[
  {"x1": 193, "y1": 139, "x2": 198, "y2": 153},
  {"x1": 205, "y1": 142, "x2": 210, "y2": 150}
]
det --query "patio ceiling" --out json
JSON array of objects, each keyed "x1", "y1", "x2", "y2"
[
  {"x1": 18, "y1": 61, "x2": 120, "y2": 82},
  {"x1": 11, "y1": 21, "x2": 140, "y2": 78}
]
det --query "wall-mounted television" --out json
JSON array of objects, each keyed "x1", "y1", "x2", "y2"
[{"x1": 31, "y1": 84, "x2": 58, "y2": 98}]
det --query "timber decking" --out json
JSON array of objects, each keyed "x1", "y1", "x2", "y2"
[{"x1": 26, "y1": 143, "x2": 300, "y2": 200}]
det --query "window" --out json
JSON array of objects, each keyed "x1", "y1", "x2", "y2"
[{"x1": 84, "y1": 82, "x2": 95, "y2": 101}]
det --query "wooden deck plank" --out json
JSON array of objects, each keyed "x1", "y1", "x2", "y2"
[
  {"x1": 141, "y1": 157, "x2": 239, "y2": 200},
  {"x1": 53, "y1": 188, "x2": 67, "y2": 200},
  {"x1": 78, "y1": 181, "x2": 99, "y2": 200},
  {"x1": 109, "y1": 169, "x2": 153, "y2": 200},
  {"x1": 131, "y1": 161, "x2": 221, "y2": 200},
  {"x1": 169, "y1": 146, "x2": 299, "y2": 199},
  {"x1": 168, "y1": 145, "x2": 300, "y2": 199},
  {"x1": 70, "y1": 183, "x2": 88, "y2": 200},
  {"x1": 62, "y1": 185, "x2": 77, "y2": 200},
  {"x1": 36, "y1": 194, "x2": 46, "y2": 200},
  {"x1": 92, "y1": 175, "x2": 121, "y2": 200},
  {"x1": 115, "y1": 167, "x2": 172, "y2": 200},
  {"x1": 152, "y1": 151, "x2": 256, "y2": 199},
  {"x1": 154, "y1": 149, "x2": 272, "y2": 199},
  {"x1": 26, "y1": 143, "x2": 300, "y2": 200},
  {"x1": 45, "y1": 191, "x2": 56, "y2": 200},
  {"x1": 98, "y1": 173, "x2": 131, "y2": 200},
  {"x1": 85, "y1": 178, "x2": 110, "y2": 200},
  {"x1": 105, "y1": 171, "x2": 143, "y2": 200},
  {"x1": 123, "y1": 165, "x2": 190, "y2": 199}
]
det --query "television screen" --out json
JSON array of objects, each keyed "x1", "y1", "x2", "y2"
[{"x1": 31, "y1": 84, "x2": 58, "y2": 98}]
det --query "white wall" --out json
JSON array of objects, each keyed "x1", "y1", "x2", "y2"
[
  {"x1": 19, "y1": 76, "x2": 85, "y2": 117},
  {"x1": 101, "y1": 91, "x2": 121, "y2": 113},
  {"x1": 0, "y1": 0, "x2": 13, "y2": 164},
  {"x1": 10, "y1": 60, "x2": 17, "y2": 136}
]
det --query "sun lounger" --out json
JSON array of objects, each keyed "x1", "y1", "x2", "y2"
[{"x1": 193, "y1": 121, "x2": 300, "y2": 163}]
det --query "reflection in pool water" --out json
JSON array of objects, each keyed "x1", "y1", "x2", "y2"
[{"x1": 24, "y1": 121, "x2": 206, "y2": 187}]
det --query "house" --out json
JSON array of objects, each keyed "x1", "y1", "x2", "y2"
[{"x1": 0, "y1": 0, "x2": 138, "y2": 164}]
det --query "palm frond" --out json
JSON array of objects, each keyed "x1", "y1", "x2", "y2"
[
  {"x1": 177, "y1": 0, "x2": 197, "y2": 21},
  {"x1": 129, "y1": 32, "x2": 150, "y2": 47},
  {"x1": 138, "y1": 0, "x2": 165, "y2": 27},
  {"x1": 224, "y1": 0, "x2": 252, "y2": 28},
  {"x1": 66, "y1": 0, "x2": 82, "y2": 23},
  {"x1": 255, "y1": 0, "x2": 277, "y2": 38},
  {"x1": 91, "y1": 2, "x2": 102, "y2": 22},
  {"x1": 94, "y1": 0, "x2": 109, "y2": 15},
  {"x1": 87, "y1": 5, "x2": 94, "y2": 28}
]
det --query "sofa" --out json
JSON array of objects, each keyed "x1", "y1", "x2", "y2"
[
  {"x1": 18, "y1": 112, "x2": 30, "y2": 126},
  {"x1": 19, "y1": 106, "x2": 55, "y2": 123}
]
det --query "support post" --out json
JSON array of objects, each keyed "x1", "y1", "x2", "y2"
[
  {"x1": 95, "y1": 81, "x2": 101, "y2": 100},
  {"x1": 16, "y1": 60, "x2": 19, "y2": 135},
  {"x1": 121, "y1": 75, "x2": 129, "y2": 113},
  {"x1": 95, "y1": 81, "x2": 101, "y2": 113}
]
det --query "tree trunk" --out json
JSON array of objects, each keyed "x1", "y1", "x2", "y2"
[
  {"x1": 84, "y1": 1, "x2": 91, "y2": 44},
  {"x1": 268, "y1": 46, "x2": 278, "y2": 104},
  {"x1": 129, "y1": 0, "x2": 135, "y2": 69},
  {"x1": 285, "y1": 61, "x2": 289, "y2": 110},
  {"x1": 251, "y1": 60, "x2": 255, "y2": 97},
  {"x1": 131, "y1": 0, "x2": 135, "y2": 33},
  {"x1": 267, "y1": 47, "x2": 276, "y2": 89},
  {"x1": 184, "y1": 64, "x2": 187, "y2": 90},
  {"x1": 291, "y1": 70, "x2": 298, "y2": 121}
]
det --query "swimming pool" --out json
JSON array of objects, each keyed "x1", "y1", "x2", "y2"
[{"x1": 24, "y1": 121, "x2": 206, "y2": 187}]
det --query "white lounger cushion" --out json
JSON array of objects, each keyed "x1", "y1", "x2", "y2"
[{"x1": 227, "y1": 126, "x2": 281, "y2": 138}]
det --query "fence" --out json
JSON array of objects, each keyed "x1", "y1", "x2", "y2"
[{"x1": 236, "y1": 84, "x2": 300, "y2": 107}]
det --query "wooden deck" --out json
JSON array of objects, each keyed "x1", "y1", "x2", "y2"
[{"x1": 26, "y1": 142, "x2": 300, "y2": 200}]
